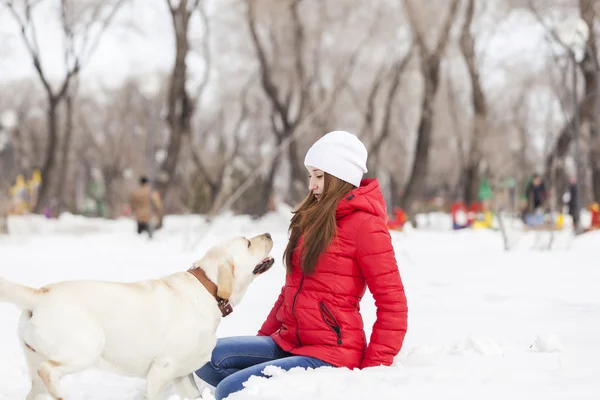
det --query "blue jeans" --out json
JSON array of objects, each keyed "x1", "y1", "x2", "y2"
[{"x1": 195, "y1": 336, "x2": 331, "y2": 400}]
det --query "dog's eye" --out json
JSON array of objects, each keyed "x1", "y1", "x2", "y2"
[{"x1": 247, "y1": 239, "x2": 251, "y2": 248}]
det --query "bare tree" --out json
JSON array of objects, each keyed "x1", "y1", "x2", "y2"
[
  {"x1": 154, "y1": 0, "x2": 210, "y2": 201},
  {"x1": 5, "y1": 0, "x2": 598, "y2": 222},
  {"x1": 189, "y1": 80, "x2": 254, "y2": 213},
  {"x1": 56, "y1": 77, "x2": 78, "y2": 213},
  {"x1": 2, "y1": 0, "x2": 127, "y2": 213},
  {"x1": 350, "y1": 45, "x2": 414, "y2": 175},
  {"x1": 245, "y1": 0, "x2": 315, "y2": 206},
  {"x1": 580, "y1": 0, "x2": 600, "y2": 204},
  {"x1": 76, "y1": 89, "x2": 136, "y2": 216},
  {"x1": 0, "y1": 83, "x2": 40, "y2": 175},
  {"x1": 529, "y1": 0, "x2": 598, "y2": 208},
  {"x1": 245, "y1": 0, "x2": 368, "y2": 208},
  {"x1": 400, "y1": 0, "x2": 461, "y2": 214},
  {"x1": 458, "y1": 0, "x2": 489, "y2": 206},
  {"x1": 512, "y1": 82, "x2": 536, "y2": 184},
  {"x1": 445, "y1": 67, "x2": 467, "y2": 199}
]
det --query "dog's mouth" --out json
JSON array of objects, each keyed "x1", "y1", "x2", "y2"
[{"x1": 253, "y1": 256, "x2": 274, "y2": 275}]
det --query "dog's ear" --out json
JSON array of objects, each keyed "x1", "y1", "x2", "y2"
[{"x1": 217, "y1": 260, "x2": 234, "y2": 300}]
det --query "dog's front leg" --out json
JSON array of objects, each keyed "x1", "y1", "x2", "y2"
[
  {"x1": 144, "y1": 358, "x2": 177, "y2": 400},
  {"x1": 172, "y1": 373, "x2": 204, "y2": 399}
]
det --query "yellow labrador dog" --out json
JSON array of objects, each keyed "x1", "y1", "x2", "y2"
[{"x1": 0, "y1": 233, "x2": 275, "y2": 400}]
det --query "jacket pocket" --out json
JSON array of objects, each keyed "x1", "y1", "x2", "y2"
[{"x1": 319, "y1": 301, "x2": 343, "y2": 345}]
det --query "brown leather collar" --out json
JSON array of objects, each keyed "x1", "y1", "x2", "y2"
[{"x1": 187, "y1": 267, "x2": 233, "y2": 317}]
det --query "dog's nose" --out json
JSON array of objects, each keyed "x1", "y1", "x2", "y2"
[{"x1": 264, "y1": 232, "x2": 272, "y2": 240}]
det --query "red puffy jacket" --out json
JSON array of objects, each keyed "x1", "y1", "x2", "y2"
[{"x1": 258, "y1": 179, "x2": 408, "y2": 369}]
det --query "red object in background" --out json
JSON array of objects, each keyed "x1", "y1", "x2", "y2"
[
  {"x1": 451, "y1": 202, "x2": 469, "y2": 229},
  {"x1": 467, "y1": 202, "x2": 484, "y2": 225},
  {"x1": 589, "y1": 202, "x2": 600, "y2": 230},
  {"x1": 387, "y1": 208, "x2": 407, "y2": 230}
]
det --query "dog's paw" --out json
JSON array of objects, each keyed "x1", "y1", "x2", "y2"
[{"x1": 31, "y1": 395, "x2": 54, "y2": 400}]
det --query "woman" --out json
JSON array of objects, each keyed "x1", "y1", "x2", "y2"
[{"x1": 195, "y1": 131, "x2": 408, "y2": 400}]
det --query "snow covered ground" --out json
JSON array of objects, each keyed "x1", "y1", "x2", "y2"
[{"x1": 1, "y1": 209, "x2": 599, "y2": 399}]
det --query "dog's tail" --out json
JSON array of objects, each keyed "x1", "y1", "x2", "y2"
[{"x1": 0, "y1": 278, "x2": 43, "y2": 310}]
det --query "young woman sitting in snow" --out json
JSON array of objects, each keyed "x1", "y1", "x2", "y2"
[{"x1": 194, "y1": 131, "x2": 409, "y2": 400}]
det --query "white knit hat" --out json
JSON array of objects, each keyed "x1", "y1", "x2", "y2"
[{"x1": 304, "y1": 131, "x2": 368, "y2": 187}]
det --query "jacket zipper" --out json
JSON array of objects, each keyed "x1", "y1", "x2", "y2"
[
  {"x1": 319, "y1": 301, "x2": 343, "y2": 345},
  {"x1": 291, "y1": 275, "x2": 305, "y2": 346}
]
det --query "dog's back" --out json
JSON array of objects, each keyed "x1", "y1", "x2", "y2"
[{"x1": 3, "y1": 274, "x2": 219, "y2": 377}]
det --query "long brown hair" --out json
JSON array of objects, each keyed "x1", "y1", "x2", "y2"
[{"x1": 283, "y1": 173, "x2": 356, "y2": 275}]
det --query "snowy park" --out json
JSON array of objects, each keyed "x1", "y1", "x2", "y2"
[
  {"x1": 3, "y1": 0, "x2": 600, "y2": 399},
  {"x1": 0, "y1": 210, "x2": 599, "y2": 399}
]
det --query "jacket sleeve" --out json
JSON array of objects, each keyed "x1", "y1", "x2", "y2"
[
  {"x1": 356, "y1": 215, "x2": 408, "y2": 369},
  {"x1": 257, "y1": 286, "x2": 285, "y2": 336}
]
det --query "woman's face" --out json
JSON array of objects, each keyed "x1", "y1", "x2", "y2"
[{"x1": 306, "y1": 166, "x2": 325, "y2": 201}]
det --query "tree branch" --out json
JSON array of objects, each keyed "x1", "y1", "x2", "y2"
[
  {"x1": 193, "y1": 0, "x2": 211, "y2": 104},
  {"x1": 246, "y1": 0, "x2": 289, "y2": 129}
]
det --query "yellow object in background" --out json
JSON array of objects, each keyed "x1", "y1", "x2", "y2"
[
  {"x1": 9, "y1": 175, "x2": 28, "y2": 215},
  {"x1": 555, "y1": 214, "x2": 564, "y2": 230},
  {"x1": 28, "y1": 168, "x2": 42, "y2": 210},
  {"x1": 29, "y1": 169, "x2": 41, "y2": 186},
  {"x1": 484, "y1": 211, "x2": 493, "y2": 227},
  {"x1": 8, "y1": 170, "x2": 42, "y2": 215},
  {"x1": 471, "y1": 212, "x2": 494, "y2": 229}
]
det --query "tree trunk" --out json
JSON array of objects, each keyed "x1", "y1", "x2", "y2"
[
  {"x1": 462, "y1": 164, "x2": 479, "y2": 206},
  {"x1": 259, "y1": 156, "x2": 280, "y2": 216},
  {"x1": 400, "y1": 0, "x2": 460, "y2": 214},
  {"x1": 591, "y1": 121, "x2": 600, "y2": 202},
  {"x1": 34, "y1": 97, "x2": 60, "y2": 214},
  {"x1": 458, "y1": 0, "x2": 488, "y2": 207},
  {"x1": 401, "y1": 66, "x2": 437, "y2": 212},
  {"x1": 389, "y1": 172, "x2": 400, "y2": 209},
  {"x1": 287, "y1": 139, "x2": 307, "y2": 203},
  {"x1": 582, "y1": 0, "x2": 600, "y2": 203},
  {"x1": 57, "y1": 89, "x2": 75, "y2": 213},
  {"x1": 155, "y1": 4, "x2": 195, "y2": 199},
  {"x1": 591, "y1": 154, "x2": 600, "y2": 203},
  {"x1": 545, "y1": 0, "x2": 598, "y2": 191}
]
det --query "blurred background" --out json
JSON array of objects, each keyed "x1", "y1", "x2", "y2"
[{"x1": 1, "y1": 0, "x2": 599, "y2": 234}]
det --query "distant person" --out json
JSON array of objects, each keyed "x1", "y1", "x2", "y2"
[
  {"x1": 129, "y1": 176, "x2": 163, "y2": 238},
  {"x1": 525, "y1": 173, "x2": 547, "y2": 213}
]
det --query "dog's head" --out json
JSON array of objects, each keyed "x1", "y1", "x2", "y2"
[{"x1": 191, "y1": 233, "x2": 274, "y2": 307}]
